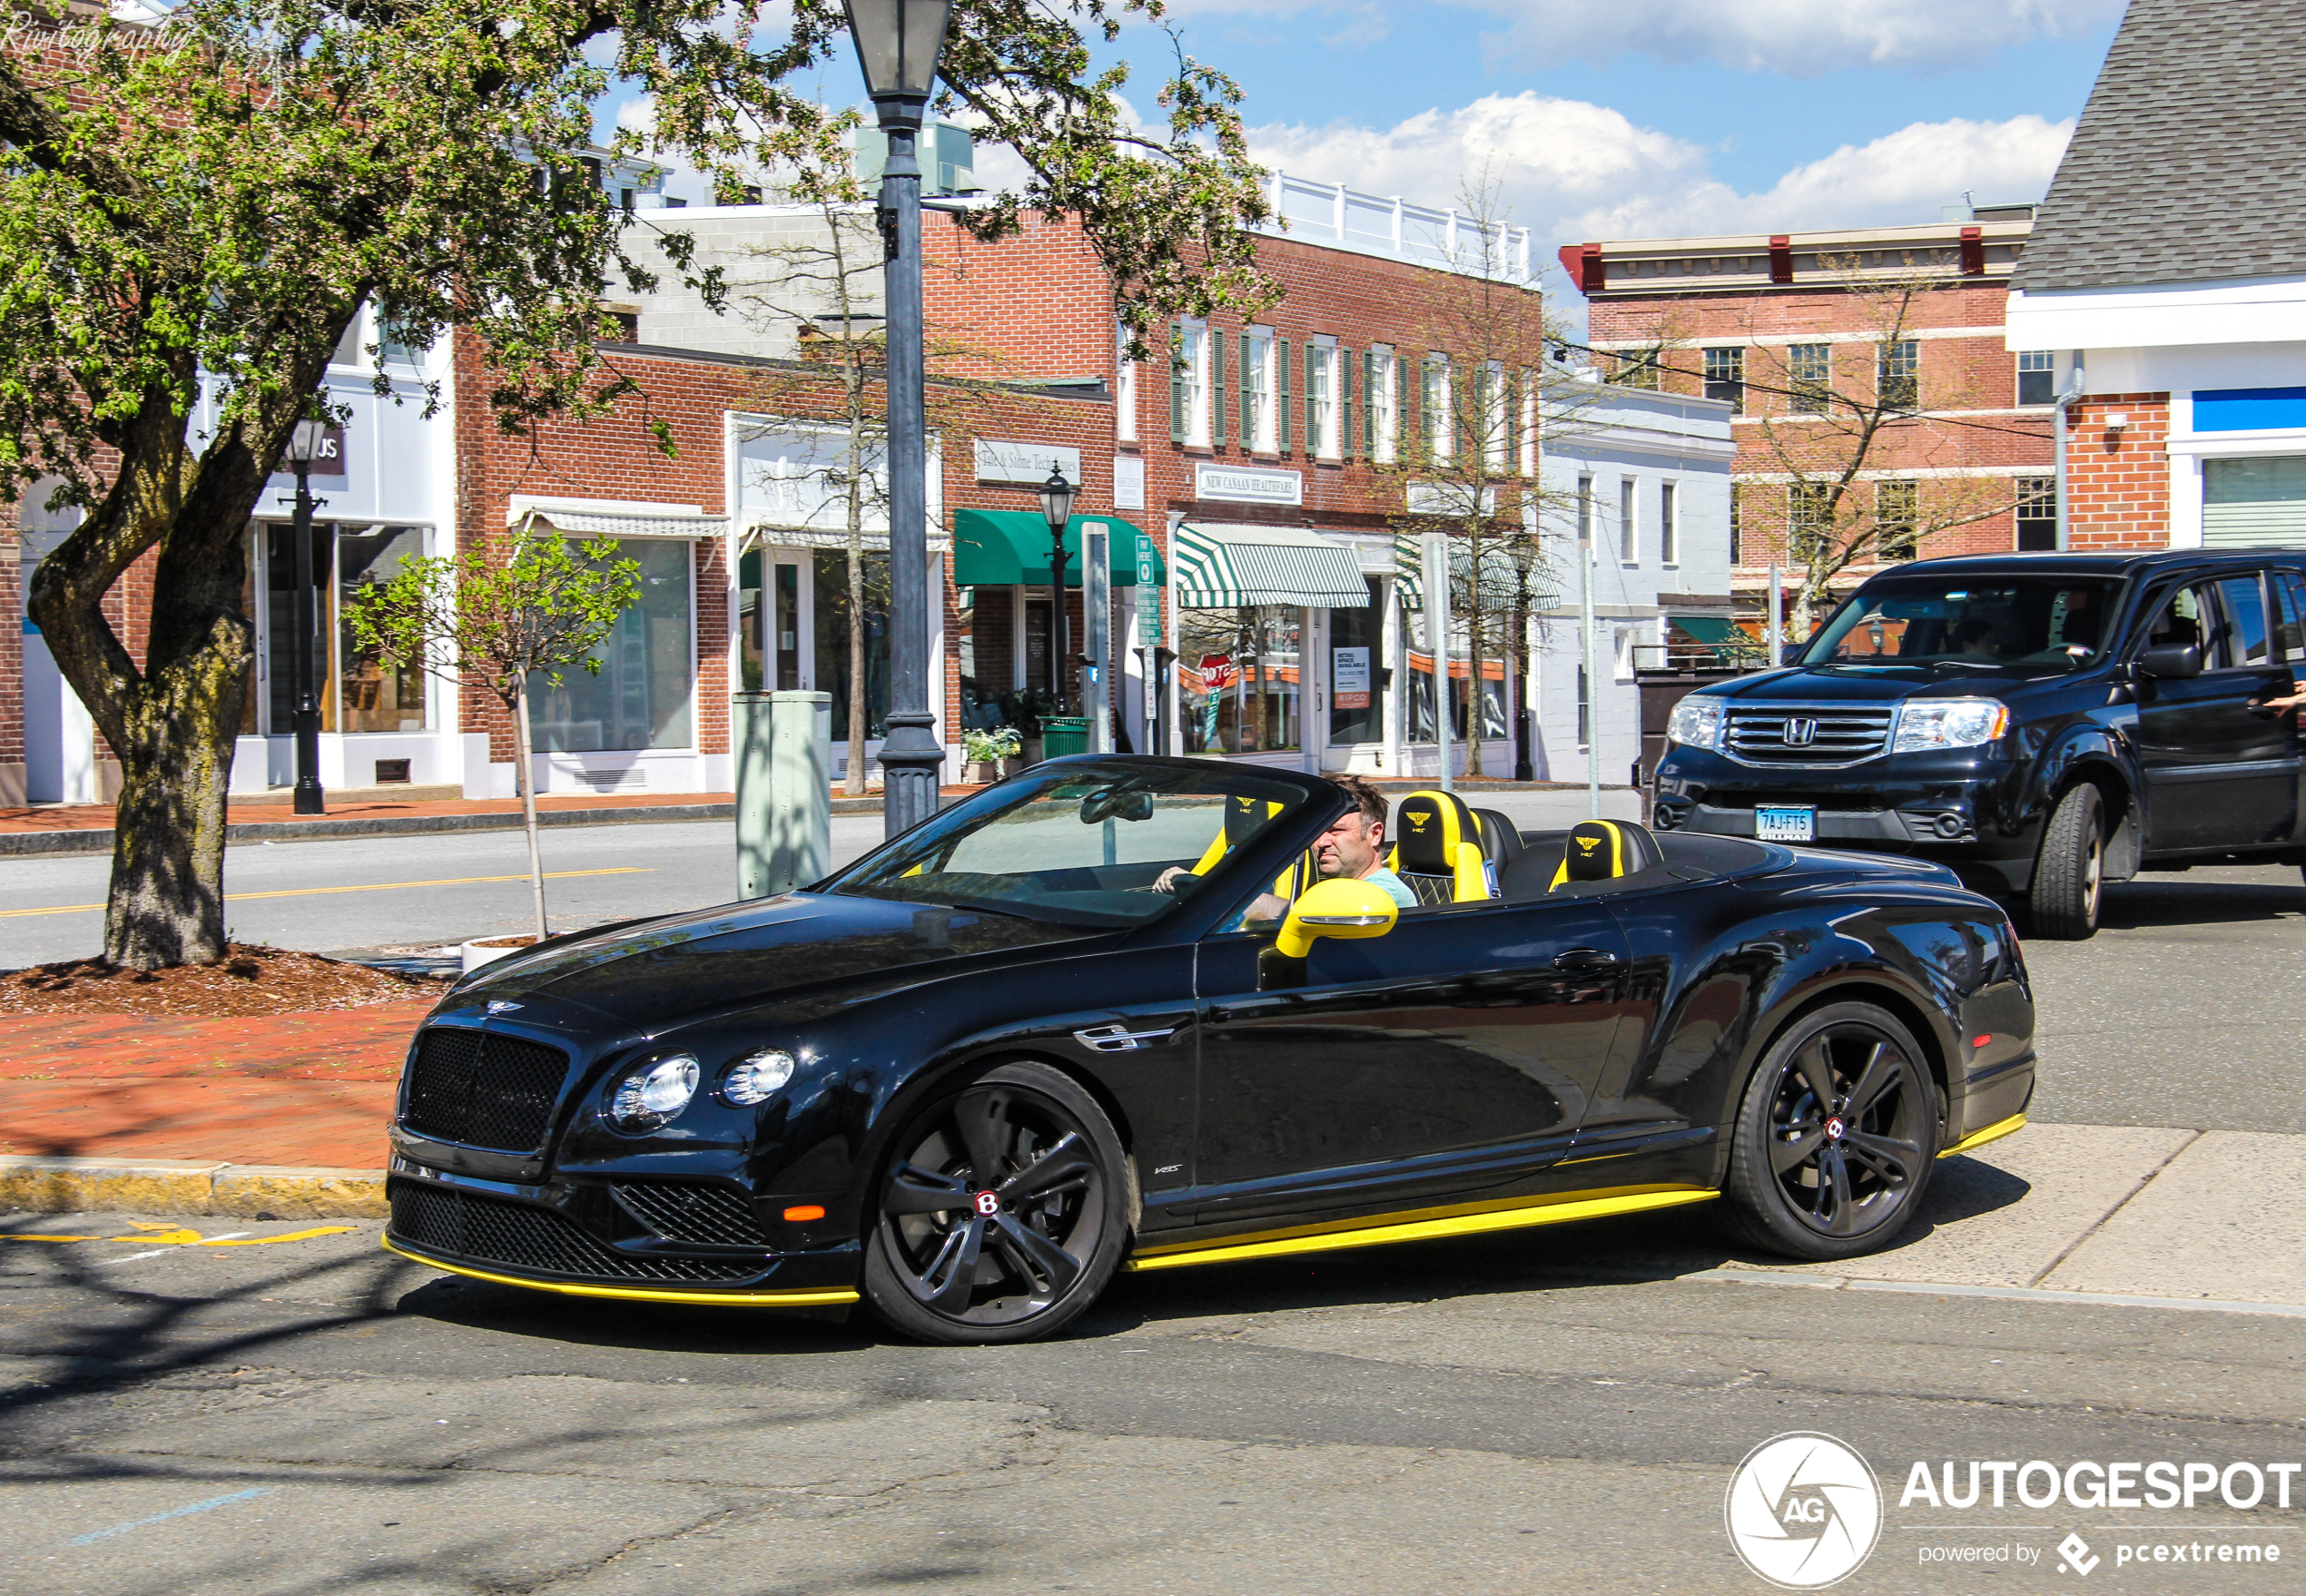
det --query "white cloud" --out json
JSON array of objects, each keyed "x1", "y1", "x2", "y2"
[
  {"x1": 1247, "y1": 93, "x2": 2074, "y2": 254},
  {"x1": 1161, "y1": 0, "x2": 2120, "y2": 74}
]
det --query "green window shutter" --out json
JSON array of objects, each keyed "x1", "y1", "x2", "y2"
[
  {"x1": 1239, "y1": 331, "x2": 1253, "y2": 448},
  {"x1": 1277, "y1": 338, "x2": 1293, "y2": 455},
  {"x1": 1339, "y1": 346, "x2": 1355, "y2": 461},
  {"x1": 1211, "y1": 330, "x2": 1227, "y2": 450},
  {"x1": 1168, "y1": 319, "x2": 1185, "y2": 443},
  {"x1": 1363, "y1": 350, "x2": 1376, "y2": 457}
]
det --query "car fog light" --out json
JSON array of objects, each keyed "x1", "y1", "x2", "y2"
[
  {"x1": 610, "y1": 1054, "x2": 700, "y2": 1132},
  {"x1": 723, "y1": 1048, "x2": 796, "y2": 1106}
]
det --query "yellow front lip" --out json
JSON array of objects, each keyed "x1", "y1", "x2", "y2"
[
  {"x1": 1938, "y1": 1112, "x2": 2026, "y2": 1159},
  {"x1": 380, "y1": 1236, "x2": 861, "y2": 1307}
]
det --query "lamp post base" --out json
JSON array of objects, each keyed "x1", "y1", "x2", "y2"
[
  {"x1": 877, "y1": 710, "x2": 946, "y2": 839},
  {"x1": 291, "y1": 709, "x2": 326, "y2": 815}
]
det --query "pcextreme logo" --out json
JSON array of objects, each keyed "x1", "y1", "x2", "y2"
[{"x1": 1726, "y1": 1432, "x2": 1884, "y2": 1589}]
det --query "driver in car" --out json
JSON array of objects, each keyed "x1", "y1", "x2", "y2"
[{"x1": 1155, "y1": 773, "x2": 1418, "y2": 925}]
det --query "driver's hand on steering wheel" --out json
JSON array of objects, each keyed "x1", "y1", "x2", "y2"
[{"x1": 1151, "y1": 866, "x2": 1195, "y2": 895}]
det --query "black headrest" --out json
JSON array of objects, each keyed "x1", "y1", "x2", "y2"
[
  {"x1": 1394, "y1": 790, "x2": 1476, "y2": 874},
  {"x1": 1223, "y1": 793, "x2": 1276, "y2": 844},
  {"x1": 1560, "y1": 819, "x2": 1666, "y2": 882}
]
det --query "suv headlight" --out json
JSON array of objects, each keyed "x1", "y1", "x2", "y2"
[
  {"x1": 1893, "y1": 698, "x2": 2010, "y2": 753},
  {"x1": 608, "y1": 1054, "x2": 701, "y2": 1132},
  {"x1": 1666, "y1": 697, "x2": 1725, "y2": 751}
]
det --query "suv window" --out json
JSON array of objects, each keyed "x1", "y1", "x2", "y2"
[
  {"x1": 2143, "y1": 585, "x2": 2220, "y2": 666},
  {"x1": 2276, "y1": 572, "x2": 2306, "y2": 659},
  {"x1": 2215, "y1": 575, "x2": 2272, "y2": 667}
]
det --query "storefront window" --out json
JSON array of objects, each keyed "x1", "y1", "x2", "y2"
[
  {"x1": 1179, "y1": 605, "x2": 1300, "y2": 754},
  {"x1": 1328, "y1": 580, "x2": 1382, "y2": 745},
  {"x1": 265, "y1": 521, "x2": 334, "y2": 733},
  {"x1": 337, "y1": 526, "x2": 429, "y2": 731},
  {"x1": 814, "y1": 548, "x2": 891, "y2": 743},
  {"x1": 527, "y1": 537, "x2": 695, "y2": 751}
]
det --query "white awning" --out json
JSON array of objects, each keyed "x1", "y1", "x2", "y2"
[
  {"x1": 508, "y1": 496, "x2": 726, "y2": 540},
  {"x1": 1173, "y1": 522, "x2": 1370, "y2": 609}
]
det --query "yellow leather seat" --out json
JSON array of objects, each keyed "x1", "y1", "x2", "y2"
[
  {"x1": 1549, "y1": 819, "x2": 1666, "y2": 892},
  {"x1": 1386, "y1": 789, "x2": 1495, "y2": 905}
]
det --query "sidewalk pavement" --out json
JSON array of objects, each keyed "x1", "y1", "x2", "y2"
[{"x1": 4, "y1": 998, "x2": 2305, "y2": 1318}]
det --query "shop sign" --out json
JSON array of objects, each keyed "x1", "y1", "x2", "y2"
[
  {"x1": 976, "y1": 439, "x2": 1081, "y2": 486},
  {"x1": 1332, "y1": 645, "x2": 1371, "y2": 709},
  {"x1": 1196, "y1": 463, "x2": 1302, "y2": 506},
  {"x1": 1136, "y1": 545, "x2": 1162, "y2": 644},
  {"x1": 273, "y1": 424, "x2": 349, "y2": 488}
]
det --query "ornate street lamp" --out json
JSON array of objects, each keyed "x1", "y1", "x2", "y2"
[
  {"x1": 1038, "y1": 463, "x2": 1077, "y2": 709},
  {"x1": 843, "y1": 0, "x2": 955, "y2": 838},
  {"x1": 284, "y1": 417, "x2": 329, "y2": 815}
]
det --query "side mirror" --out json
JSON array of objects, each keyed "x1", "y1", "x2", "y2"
[
  {"x1": 2136, "y1": 643, "x2": 2203, "y2": 681},
  {"x1": 1274, "y1": 878, "x2": 1399, "y2": 960}
]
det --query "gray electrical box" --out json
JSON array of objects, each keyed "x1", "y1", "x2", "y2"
[{"x1": 734, "y1": 691, "x2": 832, "y2": 899}]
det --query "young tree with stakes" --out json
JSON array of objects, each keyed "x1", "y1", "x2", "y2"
[
  {"x1": 1, "y1": 0, "x2": 1274, "y2": 969},
  {"x1": 342, "y1": 520, "x2": 641, "y2": 941}
]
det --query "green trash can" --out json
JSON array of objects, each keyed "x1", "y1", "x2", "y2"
[{"x1": 1039, "y1": 716, "x2": 1089, "y2": 758}]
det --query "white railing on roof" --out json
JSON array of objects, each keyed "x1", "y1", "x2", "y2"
[{"x1": 1259, "y1": 172, "x2": 1533, "y2": 283}]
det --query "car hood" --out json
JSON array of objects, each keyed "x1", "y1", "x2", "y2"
[
  {"x1": 451, "y1": 892, "x2": 1099, "y2": 1031},
  {"x1": 1703, "y1": 664, "x2": 2042, "y2": 704}
]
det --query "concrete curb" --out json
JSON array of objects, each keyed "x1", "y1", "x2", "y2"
[{"x1": 0, "y1": 1155, "x2": 386, "y2": 1218}]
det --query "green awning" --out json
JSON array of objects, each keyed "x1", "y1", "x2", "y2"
[
  {"x1": 950, "y1": 508, "x2": 1161, "y2": 588},
  {"x1": 1671, "y1": 615, "x2": 1765, "y2": 664},
  {"x1": 1174, "y1": 522, "x2": 1369, "y2": 608}
]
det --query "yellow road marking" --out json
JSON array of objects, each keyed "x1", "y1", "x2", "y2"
[{"x1": 0, "y1": 867, "x2": 648, "y2": 920}]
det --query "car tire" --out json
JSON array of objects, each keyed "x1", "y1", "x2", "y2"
[
  {"x1": 2026, "y1": 783, "x2": 2104, "y2": 941},
  {"x1": 1718, "y1": 1001, "x2": 1941, "y2": 1262},
  {"x1": 862, "y1": 1061, "x2": 1131, "y2": 1345}
]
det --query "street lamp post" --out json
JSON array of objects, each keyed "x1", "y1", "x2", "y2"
[
  {"x1": 843, "y1": 0, "x2": 955, "y2": 839},
  {"x1": 1038, "y1": 465, "x2": 1077, "y2": 710},
  {"x1": 285, "y1": 419, "x2": 329, "y2": 815}
]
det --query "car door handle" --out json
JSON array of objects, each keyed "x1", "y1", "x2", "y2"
[{"x1": 1553, "y1": 948, "x2": 1622, "y2": 974}]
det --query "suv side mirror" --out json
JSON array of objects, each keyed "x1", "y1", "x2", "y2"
[{"x1": 2136, "y1": 643, "x2": 2203, "y2": 680}]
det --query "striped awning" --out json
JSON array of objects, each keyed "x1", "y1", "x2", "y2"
[
  {"x1": 1392, "y1": 531, "x2": 1555, "y2": 614},
  {"x1": 1173, "y1": 522, "x2": 1370, "y2": 609},
  {"x1": 509, "y1": 497, "x2": 726, "y2": 540}
]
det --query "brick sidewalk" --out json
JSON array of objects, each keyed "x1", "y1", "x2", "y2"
[{"x1": 0, "y1": 1000, "x2": 429, "y2": 1168}]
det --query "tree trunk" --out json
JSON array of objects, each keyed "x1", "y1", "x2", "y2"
[
  {"x1": 846, "y1": 539, "x2": 868, "y2": 796},
  {"x1": 511, "y1": 677, "x2": 548, "y2": 941},
  {"x1": 1463, "y1": 525, "x2": 1486, "y2": 777}
]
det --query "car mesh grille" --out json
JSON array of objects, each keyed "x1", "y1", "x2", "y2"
[
  {"x1": 611, "y1": 1182, "x2": 776, "y2": 1247},
  {"x1": 388, "y1": 1179, "x2": 763, "y2": 1283},
  {"x1": 1724, "y1": 706, "x2": 1895, "y2": 765},
  {"x1": 400, "y1": 1028, "x2": 569, "y2": 1152}
]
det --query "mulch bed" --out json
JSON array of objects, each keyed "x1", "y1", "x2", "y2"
[{"x1": 0, "y1": 942, "x2": 449, "y2": 1018}]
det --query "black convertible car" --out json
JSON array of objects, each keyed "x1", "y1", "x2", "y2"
[{"x1": 383, "y1": 756, "x2": 2035, "y2": 1344}]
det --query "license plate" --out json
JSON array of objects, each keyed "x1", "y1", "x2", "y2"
[{"x1": 1756, "y1": 805, "x2": 1816, "y2": 843}]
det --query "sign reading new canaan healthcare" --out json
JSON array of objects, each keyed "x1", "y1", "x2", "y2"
[
  {"x1": 1332, "y1": 645, "x2": 1371, "y2": 709},
  {"x1": 1196, "y1": 463, "x2": 1303, "y2": 507},
  {"x1": 975, "y1": 440, "x2": 1082, "y2": 487}
]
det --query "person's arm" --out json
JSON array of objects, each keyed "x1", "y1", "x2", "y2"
[{"x1": 2260, "y1": 680, "x2": 2306, "y2": 711}]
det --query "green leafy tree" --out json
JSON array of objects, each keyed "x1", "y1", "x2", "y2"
[
  {"x1": 343, "y1": 522, "x2": 641, "y2": 941},
  {"x1": 2, "y1": 0, "x2": 1271, "y2": 969}
]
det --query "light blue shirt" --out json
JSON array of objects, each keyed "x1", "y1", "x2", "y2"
[{"x1": 1359, "y1": 866, "x2": 1419, "y2": 907}]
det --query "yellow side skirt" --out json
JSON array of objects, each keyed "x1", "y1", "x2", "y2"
[
  {"x1": 1938, "y1": 1111, "x2": 2027, "y2": 1160},
  {"x1": 1124, "y1": 1186, "x2": 1719, "y2": 1273},
  {"x1": 380, "y1": 1236, "x2": 861, "y2": 1308}
]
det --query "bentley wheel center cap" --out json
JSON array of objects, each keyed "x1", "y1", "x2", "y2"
[
  {"x1": 1824, "y1": 1117, "x2": 1848, "y2": 1141},
  {"x1": 971, "y1": 1190, "x2": 1001, "y2": 1217}
]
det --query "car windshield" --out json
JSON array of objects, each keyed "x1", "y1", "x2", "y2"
[
  {"x1": 823, "y1": 761, "x2": 1315, "y2": 928},
  {"x1": 1799, "y1": 576, "x2": 2124, "y2": 670}
]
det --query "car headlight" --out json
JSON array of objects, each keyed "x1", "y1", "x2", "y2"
[
  {"x1": 608, "y1": 1054, "x2": 701, "y2": 1132},
  {"x1": 722, "y1": 1048, "x2": 796, "y2": 1106},
  {"x1": 1893, "y1": 698, "x2": 2010, "y2": 753},
  {"x1": 1666, "y1": 697, "x2": 1724, "y2": 751}
]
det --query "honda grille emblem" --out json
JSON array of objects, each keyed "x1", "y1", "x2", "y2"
[{"x1": 1782, "y1": 717, "x2": 1818, "y2": 747}]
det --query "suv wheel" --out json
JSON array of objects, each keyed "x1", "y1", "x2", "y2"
[{"x1": 2028, "y1": 783, "x2": 2104, "y2": 940}]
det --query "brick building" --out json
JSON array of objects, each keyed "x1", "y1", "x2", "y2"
[
  {"x1": 1564, "y1": 209, "x2": 2057, "y2": 632},
  {"x1": 2005, "y1": 0, "x2": 2306, "y2": 553}
]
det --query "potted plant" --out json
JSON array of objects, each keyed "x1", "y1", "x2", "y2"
[
  {"x1": 961, "y1": 725, "x2": 1021, "y2": 784},
  {"x1": 1000, "y1": 687, "x2": 1060, "y2": 768}
]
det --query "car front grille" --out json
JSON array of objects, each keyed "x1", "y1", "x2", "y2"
[
  {"x1": 388, "y1": 1179, "x2": 764, "y2": 1283},
  {"x1": 1723, "y1": 705, "x2": 1895, "y2": 766},
  {"x1": 400, "y1": 1027, "x2": 570, "y2": 1152},
  {"x1": 611, "y1": 1182, "x2": 777, "y2": 1247}
]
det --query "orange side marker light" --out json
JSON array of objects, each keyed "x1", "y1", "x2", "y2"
[{"x1": 783, "y1": 1205, "x2": 826, "y2": 1223}]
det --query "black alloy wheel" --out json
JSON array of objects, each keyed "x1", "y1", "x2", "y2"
[
  {"x1": 862, "y1": 1061, "x2": 1130, "y2": 1345},
  {"x1": 2027, "y1": 783, "x2": 2104, "y2": 941},
  {"x1": 1720, "y1": 1003, "x2": 1940, "y2": 1261}
]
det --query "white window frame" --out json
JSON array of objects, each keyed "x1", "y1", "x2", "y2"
[
  {"x1": 1613, "y1": 624, "x2": 1638, "y2": 682},
  {"x1": 1518, "y1": 367, "x2": 1536, "y2": 477},
  {"x1": 1481, "y1": 360, "x2": 1508, "y2": 471},
  {"x1": 1659, "y1": 480, "x2": 1679, "y2": 566},
  {"x1": 1619, "y1": 478, "x2": 1639, "y2": 564},
  {"x1": 1246, "y1": 327, "x2": 1276, "y2": 453},
  {"x1": 1116, "y1": 324, "x2": 1138, "y2": 442},
  {"x1": 1180, "y1": 320, "x2": 1212, "y2": 447},
  {"x1": 1370, "y1": 346, "x2": 1398, "y2": 464},
  {"x1": 1576, "y1": 475, "x2": 1594, "y2": 546},
  {"x1": 1309, "y1": 338, "x2": 1339, "y2": 459},
  {"x1": 1423, "y1": 353, "x2": 1454, "y2": 461}
]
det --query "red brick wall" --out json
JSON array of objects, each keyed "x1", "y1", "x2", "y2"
[{"x1": 2065, "y1": 394, "x2": 2172, "y2": 550}]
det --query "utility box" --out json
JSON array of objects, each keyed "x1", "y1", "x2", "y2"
[{"x1": 735, "y1": 691, "x2": 832, "y2": 899}]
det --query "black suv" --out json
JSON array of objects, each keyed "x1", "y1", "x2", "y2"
[{"x1": 1652, "y1": 549, "x2": 2306, "y2": 939}]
